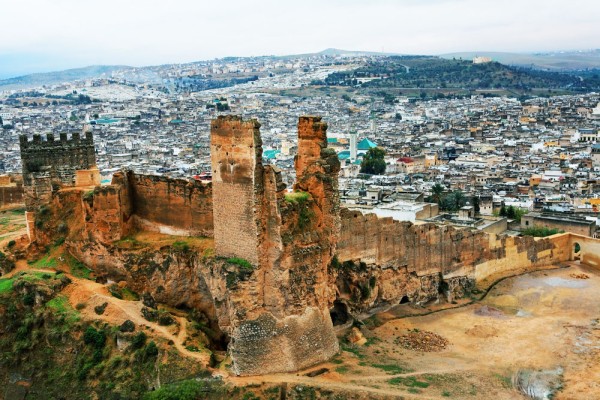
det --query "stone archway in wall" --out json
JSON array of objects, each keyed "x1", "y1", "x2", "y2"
[{"x1": 573, "y1": 242, "x2": 581, "y2": 261}]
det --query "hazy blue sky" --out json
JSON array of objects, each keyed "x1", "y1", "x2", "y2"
[{"x1": 1, "y1": 0, "x2": 599, "y2": 78}]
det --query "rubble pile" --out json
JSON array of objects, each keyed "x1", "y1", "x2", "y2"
[{"x1": 394, "y1": 329, "x2": 449, "y2": 352}]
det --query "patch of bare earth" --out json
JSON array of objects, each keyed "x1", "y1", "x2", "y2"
[{"x1": 230, "y1": 263, "x2": 600, "y2": 399}]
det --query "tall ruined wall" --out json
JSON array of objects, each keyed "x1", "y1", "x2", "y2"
[
  {"x1": 336, "y1": 208, "x2": 573, "y2": 313},
  {"x1": 209, "y1": 116, "x2": 340, "y2": 376},
  {"x1": 210, "y1": 116, "x2": 263, "y2": 265},
  {"x1": 338, "y1": 209, "x2": 486, "y2": 276},
  {"x1": 83, "y1": 185, "x2": 130, "y2": 244},
  {"x1": 0, "y1": 180, "x2": 24, "y2": 210},
  {"x1": 23, "y1": 174, "x2": 52, "y2": 211},
  {"x1": 116, "y1": 171, "x2": 213, "y2": 237},
  {"x1": 474, "y1": 233, "x2": 571, "y2": 287}
]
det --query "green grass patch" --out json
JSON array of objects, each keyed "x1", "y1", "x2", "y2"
[
  {"x1": 284, "y1": 191, "x2": 310, "y2": 204},
  {"x1": 335, "y1": 365, "x2": 350, "y2": 374},
  {"x1": 521, "y1": 226, "x2": 562, "y2": 237},
  {"x1": 66, "y1": 255, "x2": 92, "y2": 279},
  {"x1": 172, "y1": 241, "x2": 189, "y2": 252},
  {"x1": 20, "y1": 271, "x2": 53, "y2": 282},
  {"x1": 340, "y1": 342, "x2": 365, "y2": 359},
  {"x1": 121, "y1": 287, "x2": 140, "y2": 301},
  {"x1": 494, "y1": 373, "x2": 513, "y2": 388},
  {"x1": 33, "y1": 255, "x2": 58, "y2": 269},
  {"x1": 371, "y1": 363, "x2": 413, "y2": 375},
  {"x1": 46, "y1": 295, "x2": 80, "y2": 324},
  {"x1": 143, "y1": 379, "x2": 224, "y2": 400},
  {"x1": 46, "y1": 295, "x2": 69, "y2": 313},
  {"x1": 0, "y1": 277, "x2": 14, "y2": 294},
  {"x1": 226, "y1": 257, "x2": 253, "y2": 271},
  {"x1": 388, "y1": 376, "x2": 430, "y2": 388}
]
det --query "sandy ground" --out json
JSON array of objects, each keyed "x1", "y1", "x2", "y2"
[
  {"x1": 0, "y1": 208, "x2": 26, "y2": 248},
  {"x1": 232, "y1": 262, "x2": 600, "y2": 399}
]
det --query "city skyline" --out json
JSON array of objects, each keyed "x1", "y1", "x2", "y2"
[{"x1": 1, "y1": 0, "x2": 600, "y2": 78}]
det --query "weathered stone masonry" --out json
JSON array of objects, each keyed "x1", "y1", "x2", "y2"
[
  {"x1": 209, "y1": 115, "x2": 339, "y2": 375},
  {"x1": 19, "y1": 129, "x2": 97, "y2": 210},
  {"x1": 24, "y1": 115, "x2": 592, "y2": 378},
  {"x1": 210, "y1": 116, "x2": 263, "y2": 266}
]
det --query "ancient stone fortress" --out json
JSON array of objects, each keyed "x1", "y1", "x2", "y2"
[
  {"x1": 19, "y1": 127, "x2": 99, "y2": 211},
  {"x1": 23, "y1": 116, "x2": 600, "y2": 376}
]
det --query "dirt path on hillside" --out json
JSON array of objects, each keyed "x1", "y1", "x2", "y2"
[
  {"x1": 6, "y1": 260, "x2": 210, "y2": 365},
  {"x1": 232, "y1": 373, "x2": 444, "y2": 400}
]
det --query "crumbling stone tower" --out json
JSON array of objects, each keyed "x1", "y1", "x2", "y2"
[
  {"x1": 19, "y1": 127, "x2": 98, "y2": 210},
  {"x1": 210, "y1": 115, "x2": 340, "y2": 375},
  {"x1": 210, "y1": 116, "x2": 263, "y2": 265}
]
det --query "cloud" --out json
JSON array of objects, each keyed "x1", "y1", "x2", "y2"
[{"x1": 1, "y1": 0, "x2": 599, "y2": 76}]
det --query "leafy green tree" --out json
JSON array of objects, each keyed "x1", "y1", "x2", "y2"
[
  {"x1": 499, "y1": 205, "x2": 507, "y2": 217},
  {"x1": 506, "y1": 206, "x2": 516, "y2": 219},
  {"x1": 440, "y1": 190, "x2": 466, "y2": 211},
  {"x1": 360, "y1": 147, "x2": 386, "y2": 175},
  {"x1": 430, "y1": 183, "x2": 445, "y2": 205}
]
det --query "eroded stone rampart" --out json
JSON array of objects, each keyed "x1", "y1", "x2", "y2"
[
  {"x1": 210, "y1": 116, "x2": 262, "y2": 265},
  {"x1": 210, "y1": 115, "x2": 339, "y2": 375},
  {"x1": 22, "y1": 114, "x2": 598, "y2": 378},
  {"x1": 335, "y1": 208, "x2": 572, "y2": 314},
  {"x1": 19, "y1": 129, "x2": 98, "y2": 210},
  {"x1": 118, "y1": 171, "x2": 213, "y2": 238}
]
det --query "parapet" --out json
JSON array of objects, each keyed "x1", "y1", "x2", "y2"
[{"x1": 19, "y1": 130, "x2": 94, "y2": 149}]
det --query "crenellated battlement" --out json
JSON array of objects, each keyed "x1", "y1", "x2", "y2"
[
  {"x1": 19, "y1": 126, "x2": 97, "y2": 209},
  {"x1": 19, "y1": 130, "x2": 94, "y2": 149}
]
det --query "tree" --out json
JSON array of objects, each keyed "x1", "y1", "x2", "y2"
[
  {"x1": 430, "y1": 183, "x2": 445, "y2": 205},
  {"x1": 499, "y1": 205, "x2": 507, "y2": 217},
  {"x1": 360, "y1": 147, "x2": 386, "y2": 175},
  {"x1": 441, "y1": 190, "x2": 466, "y2": 211},
  {"x1": 0, "y1": 116, "x2": 3, "y2": 126},
  {"x1": 471, "y1": 196, "x2": 480, "y2": 214},
  {"x1": 506, "y1": 206, "x2": 516, "y2": 219},
  {"x1": 395, "y1": 113, "x2": 402, "y2": 120}
]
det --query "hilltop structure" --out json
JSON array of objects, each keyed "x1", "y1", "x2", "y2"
[
  {"x1": 21, "y1": 116, "x2": 600, "y2": 376},
  {"x1": 19, "y1": 127, "x2": 99, "y2": 210}
]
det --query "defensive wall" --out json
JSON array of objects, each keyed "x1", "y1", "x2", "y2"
[
  {"x1": 22, "y1": 115, "x2": 600, "y2": 377},
  {"x1": 117, "y1": 171, "x2": 213, "y2": 238},
  {"x1": 19, "y1": 129, "x2": 98, "y2": 210},
  {"x1": 0, "y1": 175, "x2": 24, "y2": 210}
]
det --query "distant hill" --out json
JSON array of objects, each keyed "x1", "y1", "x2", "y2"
[
  {"x1": 312, "y1": 56, "x2": 600, "y2": 96},
  {"x1": 440, "y1": 50, "x2": 600, "y2": 71},
  {"x1": 277, "y1": 48, "x2": 403, "y2": 60},
  {"x1": 0, "y1": 65, "x2": 131, "y2": 91}
]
